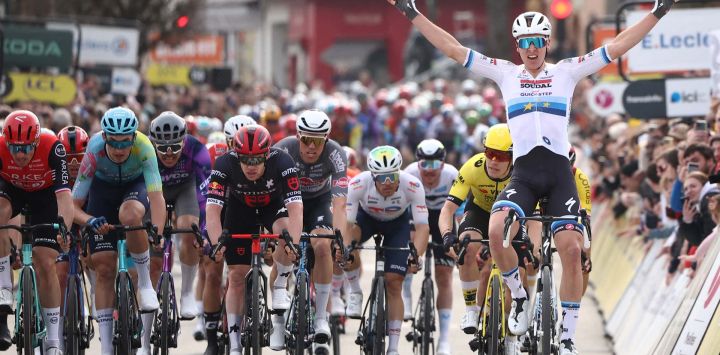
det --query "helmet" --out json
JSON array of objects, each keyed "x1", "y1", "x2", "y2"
[
  {"x1": 297, "y1": 109, "x2": 331, "y2": 135},
  {"x1": 101, "y1": 107, "x2": 138, "y2": 135},
  {"x1": 3, "y1": 110, "x2": 41, "y2": 145},
  {"x1": 569, "y1": 146, "x2": 576, "y2": 166},
  {"x1": 478, "y1": 103, "x2": 493, "y2": 117},
  {"x1": 416, "y1": 139, "x2": 446, "y2": 161},
  {"x1": 57, "y1": 126, "x2": 90, "y2": 154},
  {"x1": 483, "y1": 123, "x2": 513, "y2": 152},
  {"x1": 343, "y1": 146, "x2": 358, "y2": 168},
  {"x1": 512, "y1": 11, "x2": 552, "y2": 38},
  {"x1": 149, "y1": 111, "x2": 186, "y2": 144},
  {"x1": 233, "y1": 125, "x2": 272, "y2": 156},
  {"x1": 464, "y1": 110, "x2": 481, "y2": 126},
  {"x1": 282, "y1": 114, "x2": 298, "y2": 135},
  {"x1": 260, "y1": 105, "x2": 282, "y2": 123},
  {"x1": 224, "y1": 115, "x2": 257, "y2": 139},
  {"x1": 367, "y1": 146, "x2": 402, "y2": 174}
]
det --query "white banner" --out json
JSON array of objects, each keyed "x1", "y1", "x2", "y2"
[
  {"x1": 710, "y1": 30, "x2": 720, "y2": 98},
  {"x1": 665, "y1": 77, "x2": 712, "y2": 117},
  {"x1": 79, "y1": 25, "x2": 139, "y2": 66},
  {"x1": 111, "y1": 68, "x2": 141, "y2": 95},
  {"x1": 586, "y1": 81, "x2": 627, "y2": 116},
  {"x1": 627, "y1": 9, "x2": 720, "y2": 73}
]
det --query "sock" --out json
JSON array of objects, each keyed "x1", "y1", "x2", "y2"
[
  {"x1": 314, "y1": 283, "x2": 331, "y2": 321},
  {"x1": 403, "y1": 275, "x2": 413, "y2": 305},
  {"x1": 195, "y1": 301, "x2": 205, "y2": 332},
  {"x1": 141, "y1": 312, "x2": 153, "y2": 350},
  {"x1": 438, "y1": 308, "x2": 452, "y2": 345},
  {"x1": 0, "y1": 256, "x2": 11, "y2": 289},
  {"x1": 97, "y1": 308, "x2": 114, "y2": 355},
  {"x1": 502, "y1": 267, "x2": 527, "y2": 299},
  {"x1": 560, "y1": 302, "x2": 580, "y2": 342},
  {"x1": 344, "y1": 269, "x2": 362, "y2": 293},
  {"x1": 130, "y1": 251, "x2": 153, "y2": 290},
  {"x1": 331, "y1": 273, "x2": 345, "y2": 297},
  {"x1": 42, "y1": 307, "x2": 61, "y2": 348},
  {"x1": 387, "y1": 320, "x2": 402, "y2": 352},
  {"x1": 461, "y1": 280, "x2": 480, "y2": 311},
  {"x1": 273, "y1": 262, "x2": 293, "y2": 289},
  {"x1": 205, "y1": 311, "x2": 221, "y2": 344},
  {"x1": 228, "y1": 313, "x2": 241, "y2": 350},
  {"x1": 180, "y1": 262, "x2": 198, "y2": 296}
]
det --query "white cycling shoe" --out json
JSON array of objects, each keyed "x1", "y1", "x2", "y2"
[
  {"x1": 330, "y1": 295, "x2": 345, "y2": 316},
  {"x1": 269, "y1": 314, "x2": 286, "y2": 350},
  {"x1": 179, "y1": 293, "x2": 199, "y2": 319},
  {"x1": 272, "y1": 288, "x2": 291, "y2": 311},
  {"x1": 138, "y1": 288, "x2": 159, "y2": 312},
  {"x1": 559, "y1": 339, "x2": 578, "y2": 355},
  {"x1": 461, "y1": 310, "x2": 479, "y2": 334},
  {"x1": 0, "y1": 288, "x2": 13, "y2": 313},
  {"x1": 345, "y1": 292, "x2": 363, "y2": 318},
  {"x1": 508, "y1": 297, "x2": 529, "y2": 335},
  {"x1": 314, "y1": 318, "x2": 331, "y2": 344}
]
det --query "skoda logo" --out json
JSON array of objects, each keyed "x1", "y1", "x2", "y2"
[{"x1": 112, "y1": 37, "x2": 129, "y2": 55}]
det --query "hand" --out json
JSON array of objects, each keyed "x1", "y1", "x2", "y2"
[
  {"x1": 388, "y1": 0, "x2": 420, "y2": 20},
  {"x1": 652, "y1": 0, "x2": 677, "y2": 19},
  {"x1": 408, "y1": 256, "x2": 422, "y2": 274},
  {"x1": 86, "y1": 216, "x2": 110, "y2": 234},
  {"x1": 442, "y1": 232, "x2": 459, "y2": 260},
  {"x1": 682, "y1": 198, "x2": 698, "y2": 223}
]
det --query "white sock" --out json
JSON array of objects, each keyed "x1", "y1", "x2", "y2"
[
  {"x1": 502, "y1": 267, "x2": 527, "y2": 299},
  {"x1": 0, "y1": 256, "x2": 11, "y2": 289},
  {"x1": 314, "y1": 283, "x2": 331, "y2": 320},
  {"x1": 387, "y1": 320, "x2": 402, "y2": 352},
  {"x1": 180, "y1": 262, "x2": 198, "y2": 296},
  {"x1": 560, "y1": 302, "x2": 580, "y2": 342},
  {"x1": 331, "y1": 273, "x2": 345, "y2": 297},
  {"x1": 141, "y1": 312, "x2": 154, "y2": 350},
  {"x1": 344, "y1": 269, "x2": 362, "y2": 293},
  {"x1": 228, "y1": 313, "x2": 241, "y2": 350},
  {"x1": 130, "y1": 251, "x2": 153, "y2": 290},
  {"x1": 461, "y1": 280, "x2": 480, "y2": 311},
  {"x1": 403, "y1": 275, "x2": 413, "y2": 305},
  {"x1": 273, "y1": 263, "x2": 293, "y2": 289},
  {"x1": 438, "y1": 308, "x2": 452, "y2": 346},
  {"x1": 97, "y1": 308, "x2": 114, "y2": 355},
  {"x1": 42, "y1": 307, "x2": 61, "y2": 348}
]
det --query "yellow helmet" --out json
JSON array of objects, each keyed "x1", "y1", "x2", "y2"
[
  {"x1": 483, "y1": 123, "x2": 512, "y2": 152},
  {"x1": 260, "y1": 105, "x2": 282, "y2": 124}
]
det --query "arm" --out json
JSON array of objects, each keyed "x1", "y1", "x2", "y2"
[
  {"x1": 439, "y1": 200, "x2": 460, "y2": 236},
  {"x1": 408, "y1": 13, "x2": 467, "y2": 64},
  {"x1": 332, "y1": 196, "x2": 348, "y2": 241},
  {"x1": 73, "y1": 199, "x2": 91, "y2": 225},
  {"x1": 286, "y1": 202, "x2": 303, "y2": 245},
  {"x1": 193, "y1": 143, "x2": 212, "y2": 229},
  {"x1": 345, "y1": 176, "x2": 363, "y2": 246},
  {"x1": 206, "y1": 204, "x2": 223, "y2": 245},
  {"x1": 148, "y1": 191, "x2": 166, "y2": 236},
  {"x1": 414, "y1": 223, "x2": 430, "y2": 258},
  {"x1": 56, "y1": 191, "x2": 74, "y2": 231},
  {"x1": 606, "y1": 0, "x2": 675, "y2": 59}
]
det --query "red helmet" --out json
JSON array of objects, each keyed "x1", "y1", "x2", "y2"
[
  {"x1": 233, "y1": 125, "x2": 272, "y2": 156},
  {"x1": 58, "y1": 126, "x2": 90, "y2": 154},
  {"x1": 3, "y1": 110, "x2": 41, "y2": 145}
]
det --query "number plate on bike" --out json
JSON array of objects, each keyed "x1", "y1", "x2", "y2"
[{"x1": 376, "y1": 260, "x2": 385, "y2": 270}]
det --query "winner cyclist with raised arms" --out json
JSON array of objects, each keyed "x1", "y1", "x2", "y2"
[{"x1": 388, "y1": 0, "x2": 677, "y2": 353}]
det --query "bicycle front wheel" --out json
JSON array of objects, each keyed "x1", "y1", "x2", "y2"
[
  {"x1": 420, "y1": 278, "x2": 434, "y2": 355},
  {"x1": 21, "y1": 269, "x2": 35, "y2": 355},
  {"x1": 330, "y1": 315, "x2": 341, "y2": 355},
  {"x1": 488, "y1": 276, "x2": 502, "y2": 355},
  {"x1": 65, "y1": 276, "x2": 84, "y2": 355},
  {"x1": 115, "y1": 272, "x2": 134, "y2": 355},
  {"x1": 372, "y1": 279, "x2": 386, "y2": 355},
  {"x1": 251, "y1": 267, "x2": 263, "y2": 354},
  {"x1": 294, "y1": 272, "x2": 308, "y2": 354},
  {"x1": 159, "y1": 275, "x2": 172, "y2": 355},
  {"x1": 540, "y1": 267, "x2": 553, "y2": 355}
]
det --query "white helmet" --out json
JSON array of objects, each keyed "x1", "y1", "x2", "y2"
[
  {"x1": 367, "y1": 146, "x2": 402, "y2": 174},
  {"x1": 207, "y1": 131, "x2": 226, "y2": 145},
  {"x1": 297, "y1": 109, "x2": 331, "y2": 135},
  {"x1": 512, "y1": 12, "x2": 552, "y2": 38},
  {"x1": 224, "y1": 115, "x2": 257, "y2": 139}
]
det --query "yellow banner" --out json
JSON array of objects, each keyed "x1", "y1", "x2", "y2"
[
  {"x1": 3, "y1": 72, "x2": 77, "y2": 105},
  {"x1": 145, "y1": 64, "x2": 191, "y2": 86}
]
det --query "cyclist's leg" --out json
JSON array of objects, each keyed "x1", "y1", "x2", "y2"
[
  {"x1": 226, "y1": 263, "x2": 251, "y2": 352},
  {"x1": 202, "y1": 256, "x2": 224, "y2": 350},
  {"x1": 307, "y1": 195, "x2": 335, "y2": 340},
  {"x1": 434, "y1": 250, "x2": 454, "y2": 353},
  {"x1": 270, "y1": 210, "x2": 294, "y2": 312},
  {"x1": 343, "y1": 209, "x2": 372, "y2": 318},
  {"x1": 0, "y1": 181, "x2": 22, "y2": 313},
  {"x1": 172, "y1": 179, "x2": 202, "y2": 316},
  {"x1": 194, "y1": 258, "x2": 206, "y2": 337},
  {"x1": 525, "y1": 219, "x2": 542, "y2": 291},
  {"x1": 456, "y1": 203, "x2": 486, "y2": 332},
  {"x1": 382, "y1": 211, "x2": 412, "y2": 354}
]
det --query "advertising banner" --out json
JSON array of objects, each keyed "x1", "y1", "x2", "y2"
[
  {"x1": 79, "y1": 25, "x2": 140, "y2": 66},
  {"x1": 1, "y1": 72, "x2": 77, "y2": 105},
  {"x1": 586, "y1": 81, "x2": 627, "y2": 116},
  {"x1": 622, "y1": 79, "x2": 666, "y2": 118},
  {"x1": 3, "y1": 25, "x2": 73, "y2": 71},
  {"x1": 665, "y1": 77, "x2": 712, "y2": 117},
  {"x1": 111, "y1": 68, "x2": 142, "y2": 95},
  {"x1": 150, "y1": 35, "x2": 225, "y2": 66},
  {"x1": 709, "y1": 29, "x2": 720, "y2": 98},
  {"x1": 146, "y1": 64, "x2": 192, "y2": 86}
]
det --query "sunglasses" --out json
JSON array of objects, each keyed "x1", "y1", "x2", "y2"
[
  {"x1": 238, "y1": 154, "x2": 267, "y2": 166},
  {"x1": 8, "y1": 143, "x2": 36, "y2": 154},
  {"x1": 299, "y1": 135, "x2": 326, "y2": 147},
  {"x1": 106, "y1": 139, "x2": 134, "y2": 149},
  {"x1": 485, "y1": 148, "x2": 512, "y2": 162},
  {"x1": 373, "y1": 172, "x2": 400, "y2": 184},
  {"x1": 419, "y1": 159, "x2": 443, "y2": 170},
  {"x1": 156, "y1": 143, "x2": 183, "y2": 155},
  {"x1": 517, "y1": 36, "x2": 547, "y2": 49}
]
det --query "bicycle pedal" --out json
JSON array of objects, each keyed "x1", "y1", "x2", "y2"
[
  {"x1": 354, "y1": 334, "x2": 364, "y2": 346},
  {"x1": 404, "y1": 331, "x2": 419, "y2": 342},
  {"x1": 469, "y1": 338, "x2": 481, "y2": 352}
]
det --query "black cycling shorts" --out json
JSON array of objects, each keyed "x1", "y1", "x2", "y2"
[
  {"x1": 303, "y1": 194, "x2": 333, "y2": 233},
  {"x1": 458, "y1": 202, "x2": 528, "y2": 269},
  {"x1": 222, "y1": 198, "x2": 289, "y2": 266},
  {"x1": 0, "y1": 179, "x2": 61, "y2": 252},
  {"x1": 411, "y1": 209, "x2": 454, "y2": 267},
  {"x1": 357, "y1": 209, "x2": 411, "y2": 276}
]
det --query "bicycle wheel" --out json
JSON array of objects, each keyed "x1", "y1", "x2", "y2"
[
  {"x1": 420, "y1": 279, "x2": 434, "y2": 355},
  {"x1": 159, "y1": 275, "x2": 172, "y2": 355},
  {"x1": 115, "y1": 272, "x2": 133, "y2": 355},
  {"x1": 65, "y1": 276, "x2": 84, "y2": 355},
  {"x1": 294, "y1": 272, "x2": 308, "y2": 354},
  {"x1": 251, "y1": 267, "x2": 263, "y2": 354},
  {"x1": 540, "y1": 267, "x2": 553, "y2": 355},
  {"x1": 330, "y1": 315, "x2": 341, "y2": 355},
  {"x1": 21, "y1": 270, "x2": 35, "y2": 355},
  {"x1": 372, "y1": 279, "x2": 386, "y2": 355},
  {"x1": 488, "y1": 276, "x2": 502, "y2": 355}
]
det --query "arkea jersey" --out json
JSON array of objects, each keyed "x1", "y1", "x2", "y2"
[
  {"x1": 275, "y1": 137, "x2": 348, "y2": 199},
  {"x1": 0, "y1": 132, "x2": 70, "y2": 193},
  {"x1": 207, "y1": 143, "x2": 229, "y2": 168},
  {"x1": 463, "y1": 46, "x2": 612, "y2": 161},
  {"x1": 404, "y1": 162, "x2": 458, "y2": 210},
  {"x1": 73, "y1": 132, "x2": 162, "y2": 200},
  {"x1": 447, "y1": 153, "x2": 512, "y2": 213},
  {"x1": 346, "y1": 171, "x2": 428, "y2": 224}
]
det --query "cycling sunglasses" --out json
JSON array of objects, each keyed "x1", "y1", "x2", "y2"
[
  {"x1": 238, "y1": 154, "x2": 267, "y2": 166},
  {"x1": 106, "y1": 139, "x2": 134, "y2": 149},
  {"x1": 517, "y1": 36, "x2": 547, "y2": 49},
  {"x1": 156, "y1": 143, "x2": 183, "y2": 155},
  {"x1": 485, "y1": 148, "x2": 512, "y2": 162},
  {"x1": 373, "y1": 172, "x2": 400, "y2": 184},
  {"x1": 419, "y1": 159, "x2": 443, "y2": 170},
  {"x1": 7, "y1": 143, "x2": 36, "y2": 154},
  {"x1": 299, "y1": 135, "x2": 326, "y2": 147}
]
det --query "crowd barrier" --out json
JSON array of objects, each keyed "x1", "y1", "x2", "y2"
[{"x1": 590, "y1": 200, "x2": 720, "y2": 355}]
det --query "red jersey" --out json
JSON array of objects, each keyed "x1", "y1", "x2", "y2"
[
  {"x1": 0, "y1": 132, "x2": 70, "y2": 193},
  {"x1": 207, "y1": 143, "x2": 229, "y2": 168}
]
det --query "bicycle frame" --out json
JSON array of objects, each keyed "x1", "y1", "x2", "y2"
[{"x1": 62, "y1": 229, "x2": 94, "y2": 352}]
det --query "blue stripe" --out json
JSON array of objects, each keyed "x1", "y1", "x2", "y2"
[
  {"x1": 561, "y1": 301, "x2": 581, "y2": 309},
  {"x1": 464, "y1": 50, "x2": 474, "y2": 68},
  {"x1": 502, "y1": 267, "x2": 519, "y2": 277},
  {"x1": 601, "y1": 46, "x2": 611, "y2": 64},
  {"x1": 507, "y1": 101, "x2": 568, "y2": 119}
]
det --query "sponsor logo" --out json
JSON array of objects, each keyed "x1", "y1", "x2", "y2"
[
  {"x1": 287, "y1": 176, "x2": 299, "y2": 190},
  {"x1": 641, "y1": 32, "x2": 710, "y2": 50},
  {"x1": 210, "y1": 170, "x2": 227, "y2": 179},
  {"x1": 161, "y1": 171, "x2": 190, "y2": 182},
  {"x1": 243, "y1": 194, "x2": 270, "y2": 207},
  {"x1": 409, "y1": 181, "x2": 420, "y2": 188},
  {"x1": 329, "y1": 149, "x2": 346, "y2": 172},
  {"x1": 334, "y1": 177, "x2": 349, "y2": 189},
  {"x1": 390, "y1": 264, "x2": 407, "y2": 272},
  {"x1": 565, "y1": 224, "x2": 575, "y2": 230},
  {"x1": 670, "y1": 90, "x2": 707, "y2": 103},
  {"x1": 281, "y1": 167, "x2": 295, "y2": 177},
  {"x1": 208, "y1": 181, "x2": 224, "y2": 196},
  {"x1": 265, "y1": 179, "x2": 274, "y2": 189},
  {"x1": 520, "y1": 79, "x2": 553, "y2": 89},
  {"x1": 565, "y1": 197, "x2": 577, "y2": 212},
  {"x1": 55, "y1": 144, "x2": 66, "y2": 157}
]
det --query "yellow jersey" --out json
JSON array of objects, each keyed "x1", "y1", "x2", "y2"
[{"x1": 447, "y1": 153, "x2": 512, "y2": 213}]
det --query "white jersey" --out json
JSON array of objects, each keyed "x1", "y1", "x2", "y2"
[
  {"x1": 404, "y1": 162, "x2": 458, "y2": 210},
  {"x1": 463, "y1": 46, "x2": 612, "y2": 161},
  {"x1": 347, "y1": 171, "x2": 429, "y2": 224}
]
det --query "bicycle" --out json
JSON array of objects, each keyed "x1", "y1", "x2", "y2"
[
  {"x1": 83, "y1": 221, "x2": 157, "y2": 355},
  {"x1": 502, "y1": 204, "x2": 590, "y2": 355},
  {"x1": 284, "y1": 230, "x2": 344, "y2": 355},
  {"x1": 210, "y1": 228, "x2": 294, "y2": 355},
  {"x1": 62, "y1": 227, "x2": 95, "y2": 355},
  {"x1": 150, "y1": 203, "x2": 204, "y2": 355},
  {"x1": 348, "y1": 234, "x2": 416, "y2": 355},
  {"x1": 0, "y1": 213, "x2": 67, "y2": 355},
  {"x1": 404, "y1": 241, "x2": 443, "y2": 355}
]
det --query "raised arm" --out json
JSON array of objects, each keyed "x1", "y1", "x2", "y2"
[{"x1": 606, "y1": 0, "x2": 676, "y2": 60}]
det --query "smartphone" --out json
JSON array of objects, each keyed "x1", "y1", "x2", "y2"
[
  {"x1": 688, "y1": 162, "x2": 700, "y2": 173},
  {"x1": 695, "y1": 120, "x2": 708, "y2": 131}
]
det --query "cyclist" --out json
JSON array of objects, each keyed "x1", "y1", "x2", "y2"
[
  {"x1": 205, "y1": 125, "x2": 302, "y2": 355},
  {"x1": 438, "y1": 124, "x2": 515, "y2": 335},
  {"x1": 0, "y1": 111, "x2": 74, "y2": 355},
  {"x1": 199, "y1": 115, "x2": 256, "y2": 352},
  {"x1": 403, "y1": 139, "x2": 458, "y2": 355},
  {"x1": 343, "y1": 146, "x2": 429, "y2": 355},
  {"x1": 389, "y1": 0, "x2": 676, "y2": 352},
  {"x1": 273, "y1": 109, "x2": 348, "y2": 348},
  {"x1": 72, "y1": 107, "x2": 166, "y2": 355}
]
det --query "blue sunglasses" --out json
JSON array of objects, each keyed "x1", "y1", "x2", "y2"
[
  {"x1": 8, "y1": 144, "x2": 36, "y2": 154},
  {"x1": 106, "y1": 139, "x2": 134, "y2": 149},
  {"x1": 517, "y1": 37, "x2": 547, "y2": 49}
]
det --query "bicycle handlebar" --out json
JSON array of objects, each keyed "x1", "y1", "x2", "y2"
[
  {"x1": 157, "y1": 223, "x2": 204, "y2": 248},
  {"x1": 455, "y1": 236, "x2": 533, "y2": 266},
  {"x1": 0, "y1": 217, "x2": 69, "y2": 246},
  {"x1": 209, "y1": 229, "x2": 294, "y2": 261}
]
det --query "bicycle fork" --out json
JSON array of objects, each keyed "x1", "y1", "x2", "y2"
[{"x1": 16, "y1": 265, "x2": 46, "y2": 348}]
